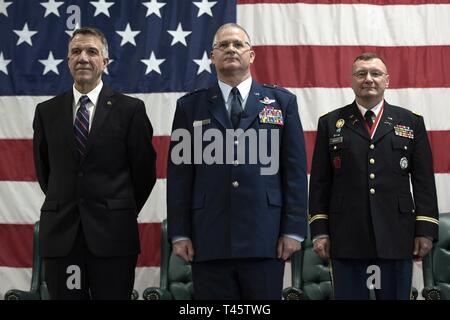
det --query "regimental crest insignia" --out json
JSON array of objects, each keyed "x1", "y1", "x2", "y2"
[
  {"x1": 336, "y1": 119, "x2": 345, "y2": 128},
  {"x1": 400, "y1": 157, "x2": 408, "y2": 170}
]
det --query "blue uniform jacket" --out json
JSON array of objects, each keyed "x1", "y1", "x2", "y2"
[{"x1": 167, "y1": 81, "x2": 308, "y2": 261}]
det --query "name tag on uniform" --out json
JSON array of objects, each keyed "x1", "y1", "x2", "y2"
[
  {"x1": 193, "y1": 119, "x2": 211, "y2": 127},
  {"x1": 259, "y1": 106, "x2": 284, "y2": 125},
  {"x1": 329, "y1": 137, "x2": 343, "y2": 145}
]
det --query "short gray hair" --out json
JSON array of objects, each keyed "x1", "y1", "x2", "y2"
[
  {"x1": 69, "y1": 27, "x2": 109, "y2": 58},
  {"x1": 353, "y1": 52, "x2": 387, "y2": 67},
  {"x1": 212, "y1": 23, "x2": 252, "y2": 49}
]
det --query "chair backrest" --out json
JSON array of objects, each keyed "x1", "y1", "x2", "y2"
[
  {"x1": 6, "y1": 221, "x2": 138, "y2": 300},
  {"x1": 423, "y1": 212, "x2": 450, "y2": 300},
  {"x1": 32, "y1": 221, "x2": 50, "y2": 299},
  {"x1": 284, "y1": 235, "x2": 332, "y2": 300},
  {"x1": 4, "y1": 221, "x2": 49, "y2": 300},
  {"x1": 159, "y1": 220, "x2": 193, "y2": 300},
  {"x1": 300, "y1": 237, "x2": 333, "y2": 300}
]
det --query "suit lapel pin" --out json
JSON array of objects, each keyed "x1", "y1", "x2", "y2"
[
  {"x1": 106, "y1": 100, "x2": 112, "y2": 106},
  {"x1": 254, "y1": 92, "x2": 260, "y2": 96}
]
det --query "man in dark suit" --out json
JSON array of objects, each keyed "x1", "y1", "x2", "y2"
[
  {"x1": 32, "y1": 27, "x2": 156, "y2": 299},
  {"x1": 167, "y1": 23, "x2": 308, "y2": 299},
  {"x1": 309, "y1": 52, "x2": 439, "y2": 299}
]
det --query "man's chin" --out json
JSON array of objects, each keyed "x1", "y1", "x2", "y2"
[
  {"x1": 220, "y1": 65, "x2": 241, "y2": 74},
  {"x1": 74, "y1": 78, "x2": 97, "y2": 88},
  {"x1": 75, "y1": 77, "x2": 93, "y2": 83},
  {"x1": 363, "y1": 86, "x2": 381, "y2": 93},
  {"x1": 223, "y1": 63, "x2": 240, "y2": 70},
  {"x1": 75, "y1": 70, "x2": 94, "y2": 78},
  {"x1": 360, "y1": 91, "x2": 379, "y2": 98}
]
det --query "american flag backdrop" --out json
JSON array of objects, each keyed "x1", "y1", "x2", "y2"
[{"x1": 0, "y1": 0, "x2": 449, "y2": 299}]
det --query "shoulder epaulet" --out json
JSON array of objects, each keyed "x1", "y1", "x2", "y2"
[
  {"x1": 181, "y1": 88, "x2": 208, "y2": 98},
  {"x1": 411, "y1": 110, "x2": 422, "y2": 117},
  {"x1": 263, "y1": 83, "x2": 279, "y2": 89},
  {"x1": 262, "y1": 83, "x2": 291, "y2": 94}
]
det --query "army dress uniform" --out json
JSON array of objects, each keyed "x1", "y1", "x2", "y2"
[{"x1": 308, "y1": 100, "x2": 439, "y2": 299}]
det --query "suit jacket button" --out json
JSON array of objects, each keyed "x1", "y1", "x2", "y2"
[
  {"x1": 233, "y1": 160, "x2": 239, "y2": 166},
  {"x1": 369, "y1": 188, "x2": 375, "y2": 194},
  {"x1": 369, "y1": 173, "x2": 375, "y2": 179},
  {"x1": 369, "y1": 158, "x2": 375, "y2": 164},
  {"x1": 232, "y1": 181, "x2": 239, "y2": 188},
  {"x1": 369, "y1": 144, "x2": 375, "y2": 150}
]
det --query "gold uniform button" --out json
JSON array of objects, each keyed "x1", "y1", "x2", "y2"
[
  {"x1": 370, "y1": 188, "x2": 375, "y2": 194},
  {"x1": 369, "y1": 158, "x2": 375, "y2": 164},
  {"x1": 404, "y1": 146, "x2": 408, "y2": 150},
  {"x1": 369, "y1": 144, "x2": 375, "y2": 150},
  {"x1": 333, "y1": 145, "x2": 337, "y2": 150},
  {"x1": 232, "y1": 181, "x2": 239, "y2": 188},
  {"x1": 369, "y1": 173, "x2": 375, "y2": 179}
]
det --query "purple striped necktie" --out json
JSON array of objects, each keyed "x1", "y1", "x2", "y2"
[{"x1": 74, "y1": 95, "x2": 90, "y2": 158}]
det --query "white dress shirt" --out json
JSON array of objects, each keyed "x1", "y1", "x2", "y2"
[
  {"x1": 72, "y1": 81, "x2": 104, "y2": 131},
  {"x1": 218, "y1": 76, "x2": 252, "y2": 114}
]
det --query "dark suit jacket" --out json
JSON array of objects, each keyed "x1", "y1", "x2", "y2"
[
  {"x1": 167, "y1": 81, "x2": 308, "y2": 262},
  {"x1": 33, "y1": 86, "x2": 157, "y2": 257},
  {"x1": 309, "y1": 101, "x2": 439, "y2": 259}
]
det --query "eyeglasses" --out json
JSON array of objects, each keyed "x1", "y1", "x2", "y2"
[
  {"x1": 352, "y1": 70, "x2": 387, "y2": 79},
  {"x1": 213, "y1": 40, "x2": 251, "y2": 51}
]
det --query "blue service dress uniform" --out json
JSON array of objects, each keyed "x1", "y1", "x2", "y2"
[{"x1": 167, "y1": 81, "x2": 308, "y2": 299}]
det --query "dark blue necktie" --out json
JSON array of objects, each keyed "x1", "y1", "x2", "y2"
[
  {"x1": 230, "y1": 87, "x2": 243, "y2": 129},
  {"x1": 74, "y1": 95, "x2": 90, "y2": 157}
]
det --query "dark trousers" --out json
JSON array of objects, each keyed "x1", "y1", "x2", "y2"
[
  {"x1": 43, "y1": 225, "x2": 137, "y2": 300},
  {"x1": 192, "y1": 258, "x2": 285, "y2": 300},
  {"x1": 331, "y1": 258, "x2": 413, "y2": 300}
]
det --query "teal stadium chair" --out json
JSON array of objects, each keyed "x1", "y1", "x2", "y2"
[
  {"x1": 282, "y1": 236, "x2": 418, "y2": 300},
  {"x1": 4, "y1": 221, "x2": 138, "y2": 300},
  {"x1": 282, "y1": 237, "x2": 332, "y2": 300},
  {"x1": 422, "y1": 212, "x2": 450, "y2": 300},
  {"x1": 143, "y1": 219, "x2": 193, "y2": 300},
  {"x1": 142, "y1": 219, "x2": 330, "y2": 300},
  {"x1": 4, "y1": 221, "x2": 49, "y2": 300}
]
